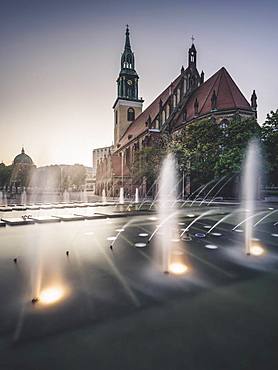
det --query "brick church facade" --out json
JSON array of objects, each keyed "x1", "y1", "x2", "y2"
[{"x1": 95, "y1": 26, "x2": 257, "y2": 198}]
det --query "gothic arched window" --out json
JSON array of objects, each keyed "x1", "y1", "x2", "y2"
[
  {"x1": 177, "y1": 88, "x2": 180, "y2": 103},
  {"x1": 162, "y1": 110, "x2": 166, "y2": 124},
  {"x1": 166, "y1": 104, "x2": 170, "y2": 119},
  {"x1": 127, "y1": 107, "x2": 135, "y2": 121},
  {"x1": 173, "y1": 94, "x2": 177, "y2": 108}
]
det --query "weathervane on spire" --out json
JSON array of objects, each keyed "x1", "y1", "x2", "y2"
[{"x1": 191, "y1": 35, "x2": 195, "y2": 45}]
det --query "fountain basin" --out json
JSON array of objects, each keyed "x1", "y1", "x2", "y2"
[
  {"x1": 0, "y1": 207, "x2": 13, "y2": 212},
  {"x1": 53, "y1": 215, "x2": 85, "y2": 222},
  {"x1": 1, "y1": 217, "x2": 35, "y2": 226},
  {"x1": 30, "y1": 216, "x2": 61, "y2": 224}
]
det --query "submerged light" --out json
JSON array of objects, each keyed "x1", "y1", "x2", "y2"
[
  {"x1": 39, "y1": 287, "x2": 64, "y2": 305},
  {"x1": 168, "y1": 262, "x2": 188, "y2": 275},
  {"x1": 250, "y1": 245, "x2": 265, "y2": 256}
]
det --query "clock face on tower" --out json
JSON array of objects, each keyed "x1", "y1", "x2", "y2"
[{"x1": 127, "y1": 80, "x2": 133, "y2": 85}]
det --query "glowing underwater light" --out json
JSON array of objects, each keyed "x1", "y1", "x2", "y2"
[
  {"x1": 211, "y1": 232, "x2": 222, "y2": 237},
  {"x1": 169, "y1": 262, "x2": 188, "y2": 275},
  {"x1": 205, "y1": 244, "x2": 218, "y2": 250},
  {"x1": 138, "y1": 233, "x2": 149, "y2": 237},
  {"x1": 250, "y1": 245, "x2": 265, "y2": 256},
  {"x1": 39, "y1": 287, "x2": 64, "y2": 305},
  {"x1": 134, "y1": 242, "x2": 147, "y2": 248}
]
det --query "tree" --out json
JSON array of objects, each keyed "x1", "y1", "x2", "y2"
[
  {"x1": 261, "y1": 109, "x2": 278, "y2": 186},
  {"x1": 0, "y1": 164, "x2": 12, "y2": 188},
  {"x1": 214, "y1": 116, "x2": 261, "y2": 176},
  {"x1": 169, "y1": 116, "x2": 261, "y2": 192},
  {"x1": 131, "y1": 146, "x2": 166, "y2": 195},
  {"x1": 169, "y1": 119, "x2": 222, "y2": 189},
  {"x1": 69, "y1": 164, "x2": 86, "y2": 190}
]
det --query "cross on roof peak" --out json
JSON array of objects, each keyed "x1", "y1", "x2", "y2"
[{"x1": 191, "y1": 35, "x2": 195, "y2": 45}]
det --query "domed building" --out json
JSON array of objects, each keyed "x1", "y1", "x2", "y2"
[
  {"x1": 10, "y1": 147, "x2": 35, "y2": 190},
  {"x1": 13, "y1": 147, "x2": 33, "y2": 166}
]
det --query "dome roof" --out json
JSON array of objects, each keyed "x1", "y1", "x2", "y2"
[{"x1": 13, "y1": 148, "x2": 33, "y2": 165}]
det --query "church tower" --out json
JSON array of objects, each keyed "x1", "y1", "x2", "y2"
[
  {"x1": 183, "y1": 40, "x2": 202, "y2": 94},
  {"x1": 113, "y1": 26, "x2": 144, "y2": 146}
]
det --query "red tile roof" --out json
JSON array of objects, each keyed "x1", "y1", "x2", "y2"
[
  {"x1": 175, "y1": 67, "x2": 252, "y2": 127},
  {"x1": 117, "y1": 66, "x2": 253, "y2": 149},
  {"x1": 117, "y1": 74, "x2": 182, "y2": 149}
]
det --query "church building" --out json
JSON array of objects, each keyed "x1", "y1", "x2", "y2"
[{"x1": 95, "y1": 26, "x2": 257, "y2": 197}]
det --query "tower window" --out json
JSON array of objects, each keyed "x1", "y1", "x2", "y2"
[
  {"x1": 162, "y1": 110, "x2": 166, "y2": 124},
  {"x1": 177, "y1": 88, "x2": 180, "y2": 103},
  {"x1": 166, "y1": 104, "x2": 170, "y2": 119},
  {"x1": 127, "y1": 107, "x2": 135, "y2": 121}
]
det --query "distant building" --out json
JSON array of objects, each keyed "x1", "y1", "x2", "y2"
[
  {"x1": 96, "y1": 26, "x2": 257, "y2": 197},
  {"x1": 10, "y1": 147, "x2": 35, "y2": 190},
  {"x1": 92, "y1": 145, "x2": 113, "y2": 176},
  {"x1": 84, "y1": 166, "x2": 95, "y2": 192}
]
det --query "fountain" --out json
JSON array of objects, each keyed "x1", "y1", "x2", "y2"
[
  {"x1": 102, "y1": 189, "x2": 107, "y2": 204},
  {"x1": 63, "y1": 190, "x2": 70, "y2": 203},
  {"x1": 80, "y1": 189, "x2": 88, "y2": 203},
  {"x1": 1, "y1": 190, "x2": 7, "y2": 206},
  {"x1": 119, "y1": 187, "x2": 124, "y2": 205},
  {"x1": 242, "y1": 139, "x2": 262, "y2": 255},
  {"x1": 156, "y1": 153, "x2": 187, "y2": 274},
  {"x1": 21, "y1": 188, "x2": 27, "y2": 206},
  {"x1": 135, "y1": 188, "x2": 139, "y2": 204}
]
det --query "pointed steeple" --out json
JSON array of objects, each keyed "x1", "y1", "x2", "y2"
[
  {"x1": 251, "y1": 90, "x2": 257, "y2": 109},
  {"x1": 251, "y1": 90, "x2": 257, "y2": 118},
  {"x1": 188, "y1": 43, "x2": 197, "y2": 67},
  {"x1": 121, "y1": 25, "x2": 135, "y2": 71},
  {"x1": 184, "y1": 41, "x2": 201, "y2": 94},
  {"x1": 124, "y1": 25, "x2": 131, "y2": 50},
  {"x1": 114, "y1": 25, "x2": 143, "y2": 104}
]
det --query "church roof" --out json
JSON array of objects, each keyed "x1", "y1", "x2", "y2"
[
  {"x1": 13, "y1": 147, "x2": 33, "y2": 165},
  {"x1": 117, "y1": 74, "x2": 182, "y2": 149},
  {"x1": 175, "y1": 66, "x2": 252, "y2": 128},
  {"x1": 116, "y1": 66, "x2": 253, "y2": 151}
]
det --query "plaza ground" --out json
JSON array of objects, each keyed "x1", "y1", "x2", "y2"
[{"x1": 0, "y1": 203, "x2": 277, "y2": 370}]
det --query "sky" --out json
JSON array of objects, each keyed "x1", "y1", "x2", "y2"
[{"x1": 0, "y1": 0, "x2": 277, "y2": 167}]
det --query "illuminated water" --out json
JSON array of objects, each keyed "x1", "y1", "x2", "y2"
[{"x1": 242, "y1": 139, "x2": 261, "y2": 255}]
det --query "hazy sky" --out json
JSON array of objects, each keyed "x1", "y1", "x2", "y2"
[{"x1": 0, "y1": 0, "x2": 277, "y2": 167}]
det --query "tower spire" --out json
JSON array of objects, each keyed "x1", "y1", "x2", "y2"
[
  {"x1": 121, "y1": 25, "x2": 135, "y2": 70},
  {"x1": 124, "y1": 24, "x2": 131, "y2": 50}
]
